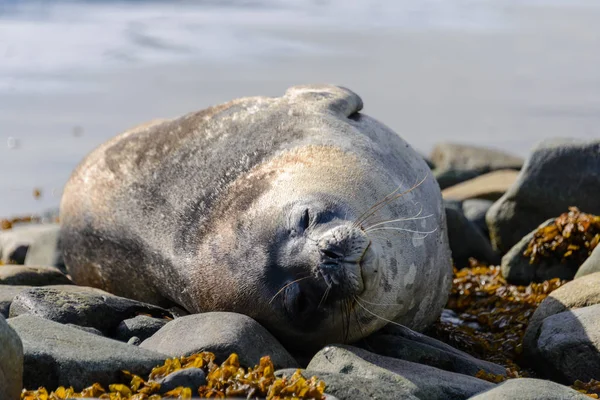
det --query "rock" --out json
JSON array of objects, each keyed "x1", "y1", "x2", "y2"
[
  {"x1": 276, "y1": 369, "x2": 420, "y2": 400},
  {"x1": 575, "y1": 244, "x2": 600, "y2": 279},
  {"x1": 445, "y1": 204, "x2": 499, "y2": 268},
  {"x1": 154, "y1": 368, "x2": 207, "y2": 394},
  {"x1": 500, "y1": 219, "x2": 578, "y2": 284},
  {"x1": 442, "y1": 170, "x2": 520, "y2": 202},
  {"x1": 8, "y1": 315, "x2": 167, "y2": 390},
  {"x1": 468, "y1": 378, "x2": 589, "y2": 399},
  {"x1": 0, "y1": 284, "x2": 30, "y2": 317},
  {"x1": 115, "y1": 315, "x2": 168, "y2": 342},
  {"x1": 140, "y1": 312, "x2": 298, "y2": 369},
  {"x1": 0, "y1": 265, "x2": 72, "y2": 286},
  {"x1": 524, "y1": 304, "x2": 600, "y2": 382},
  {"x1": 462, "y1": 199, "x2": 494, "y2": 236},
  {"x1": 307, "y1": 345, "x2": 494, "y2": 400},
  {"x1": 0, "y1": 223, "x2": 62, "y2": 267},
  {"x1": 523, "y1": 273, "x2": 600, "y2": 370},
  {"x1": 358, "y1": 324, "x2": 506, "y2": 377},
  {"x1": 486, "y1": 139, "x2": 600, "y2": 253},
  {"x1": 430, "y1": 142, "x2": 523, "y2": 189},
  {"x1": 66, "y1": 324, "x2": 103, "y2": 336},
  {"x1": 9, "y1": 286, "x2": 172, "y2": 335},
  {"x1": 128, "y1": 336, "x2": 141, "y2": 346},
  {"x1": 1, "y1": 315, "x2": 24, "y2": 400}
]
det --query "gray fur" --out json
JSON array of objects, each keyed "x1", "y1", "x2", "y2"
[{"x1": 60, "y1": 85, "x2": 452, "y2": 350}]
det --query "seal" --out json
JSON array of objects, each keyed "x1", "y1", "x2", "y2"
[{"x1": 60, "y1": 85, "x2": 452, "y2": 351}]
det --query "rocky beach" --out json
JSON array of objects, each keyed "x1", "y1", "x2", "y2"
[{"x1": 1, "y1": 137, "x2": 600, "y2": 399}]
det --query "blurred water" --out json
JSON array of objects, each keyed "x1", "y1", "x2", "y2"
[{"x1": 1, "y1": 0, "x2": 599, "y2": 215}]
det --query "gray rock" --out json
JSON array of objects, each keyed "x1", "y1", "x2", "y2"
[
  {"x1": 462, "y1": 199, "x2": 494, "y2": 236},
  {"x1": 500, "y1": 219, "x2": 579, "y2": 284},
  {"x1": 358, "y1": 324, "x2": 506, "y2": 377},
  {"x1": 115, "y1": 315, "x2": 168, "y2": 342},
  {"x1": 276, "y1": 368, "x2": 420, "y2": 400},
  {"x1": 468, "y1": 378, "x2": 589, "y2": 399},
  {"x1": 0, "y1": 265, "x2": 72, "y2": 286},
  {"x1": 1, "y1": 315, "x2": 24, "y2": 400},
  {"x1": 0, "y1": 284, "x2": 30, "y2": 317},
  {"x1": 527, "y1": 304, "x2": 600, "y2": 382},
  {"x1": 307, "y1": 345, "x2": 494, "y2": 400},
  {"x1": 8, "y1": 315, "x2": 167, "y2": 390},
  {"x1": 0, "y1": 223, "x2": 62, "y2": 267},
  {"x1": 431, "y1": 142, "x2": 523, "y2": 189},
  {"x1": 154, "y1": 368, "x2": 207, "y2": 393},
  {"x1": 487, "y1": 138, "x2": 600, "y2": 253},
  {"x1": 445, "y1": 204, "x2": 499, "y2": 268},
  {"x1": 66, "y1": 324, "x2": 103, "y2": 336},
  {"x1": 140, "y1": 312, "x2": 298, "y2": 369},
  {"x1": 575, "y1": 244, "x2": 600, "y2": 279},
  {"x1": 9, "y1": 286, "x2": 172, "y2": 335},
  {"x1": 523, "y1": 271, "x2": 600, "y2": 359},
  {"x1": 128, "y1": 336, "x2": 141, "y2": 346}
]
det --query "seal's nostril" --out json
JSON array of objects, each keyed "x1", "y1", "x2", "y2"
[{"x1": 320, "y1": 248, "x2": 343, "y2": 260}]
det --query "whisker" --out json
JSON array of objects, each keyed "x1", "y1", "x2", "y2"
[
  {"x1": 317, "y1": 286, "x2": 331, "y2": 309},
  {"x1": 268, "y1": 275, "x2": 311, "y2": 305},
  {"x1": 363, "y1": 213, "x2": 434, "y2": 231},
  {"x1": 365, "y1": 227, "x2": 438, "y2": 238},
  {"x1": 355, "y1": 295, "x2": 405, "y2": 307},
  {"x1": 353, "y1": 296, "x2": 408, "y2": 329},
  {"x1": 353, "y1": 173, "x2": 428, "y2": 229},
  {"x1": 361, "y1": 202, "x2": 424, "y2": 230}
]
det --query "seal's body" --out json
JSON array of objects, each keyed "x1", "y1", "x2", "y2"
[{"x1": 60, "y1": 85, "x2": 451, "y2": 351}]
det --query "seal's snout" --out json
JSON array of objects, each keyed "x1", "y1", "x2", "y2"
[{"x1": 317, "y1": 225, "x2": 369, "y2": 295}]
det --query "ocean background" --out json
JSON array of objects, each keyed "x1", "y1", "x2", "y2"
[{"x1": 1, "y1": 0, "x2": 599, "y2": 216}]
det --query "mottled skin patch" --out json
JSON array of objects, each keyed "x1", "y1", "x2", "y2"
[{"x1": 60, "y1": 84, "x2": 452, "y2": 351}]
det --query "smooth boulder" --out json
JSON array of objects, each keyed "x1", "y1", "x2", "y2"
[
  {"x1": 140, "y1": 312, "x2": 298, "y2": 369},
  {"x1": 445, "y1": 204, "x2": 499, "y2": 268},
  {"x1": 1, "y1": 315, "x2": 24, "y2": 400},
  {"x1": 442, "y1": 170, "x2": 519, "y2": 201},
  {"x1": 0, "y1": 284, "x2": 30, "y2": 317},
  {"x1": 0, "y1": 265, "x2": 71, "y2": 286},
  {"x1": 525, "y1": 304, "x2": 600, "y2": 382},
  {"x1": 0, "y1": 223, "x2": 62, "y2": 266},
  {"x1": 487, "y1": 138, "x2": 600, "y2": 253},
  {"x1": 468, "y1": 378, "x2": 589, "y2": 399},
  {"x1": 8, "y1": 315, "x2": 167, "y2": 390},
  {"x1": 9, "y1": 286, "x2": 172, "y2": 335},
  {"x1": 358, "y1": 324, "x2": 506, "y2": 377},
  {"x1": 462, "y1": 199, "x2": 494, "y2": 237},
  {"x1": 431, "y1": 142, "x2": 523, "y2": 189},
  {"x1": 575, "y1": 244, "x2": 600, "y2": 279},
  {"x1": 523, "y1": 271, "x2": 600, "y2": 356},
  {"x1": 115, "y1": 315, "x2": 168, "y2": 342},
  {"x1": 307, "y1": 345, "x2": 494, "y2": 400}
]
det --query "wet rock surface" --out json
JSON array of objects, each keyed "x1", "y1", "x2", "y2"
[
  {"x1": 9, "y1": 286, "x2": 173, "y2": 335},
  {"x1": 154, "y1": 367, "x2": 207, "y2": 394},
  {"x1": 0, "y1": 265, "x2": 72, "y2": 286},
  {"x1": 307, "y1": 345, "x2": 494, "y2": 400},
  {"x1": 8, "y1": 315, "x2": 168, "y2": 390},
  {"x1": 487, "y1": 138, "x2": 600, "y2": 253},
  {"x1": 468, "y1": 378, "x2": 590, "y2": 399},
  {"x1": 140, "y1": 312, "x2": 299, "y2": 370},
  {"x1": 1, "y1": 315, "x2": 24, "y2": 400}
]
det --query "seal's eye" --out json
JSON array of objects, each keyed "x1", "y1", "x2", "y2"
[{"x1": 299, "y1": 208, "x2": 311, "y2": 231}]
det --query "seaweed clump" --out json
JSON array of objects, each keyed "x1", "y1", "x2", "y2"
[
  {"x1": 428, "y1": 258, "x2": 565, "y2": 371},
  {"x1": 573, "y1": 379, "x2": 600, "y2": 399},
  {"x1": 524, "y1": 207, "x2": 600, "y2": 266},
  {"x1": 21, "y1": 352, "x2": 326, "y2": 400}
]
